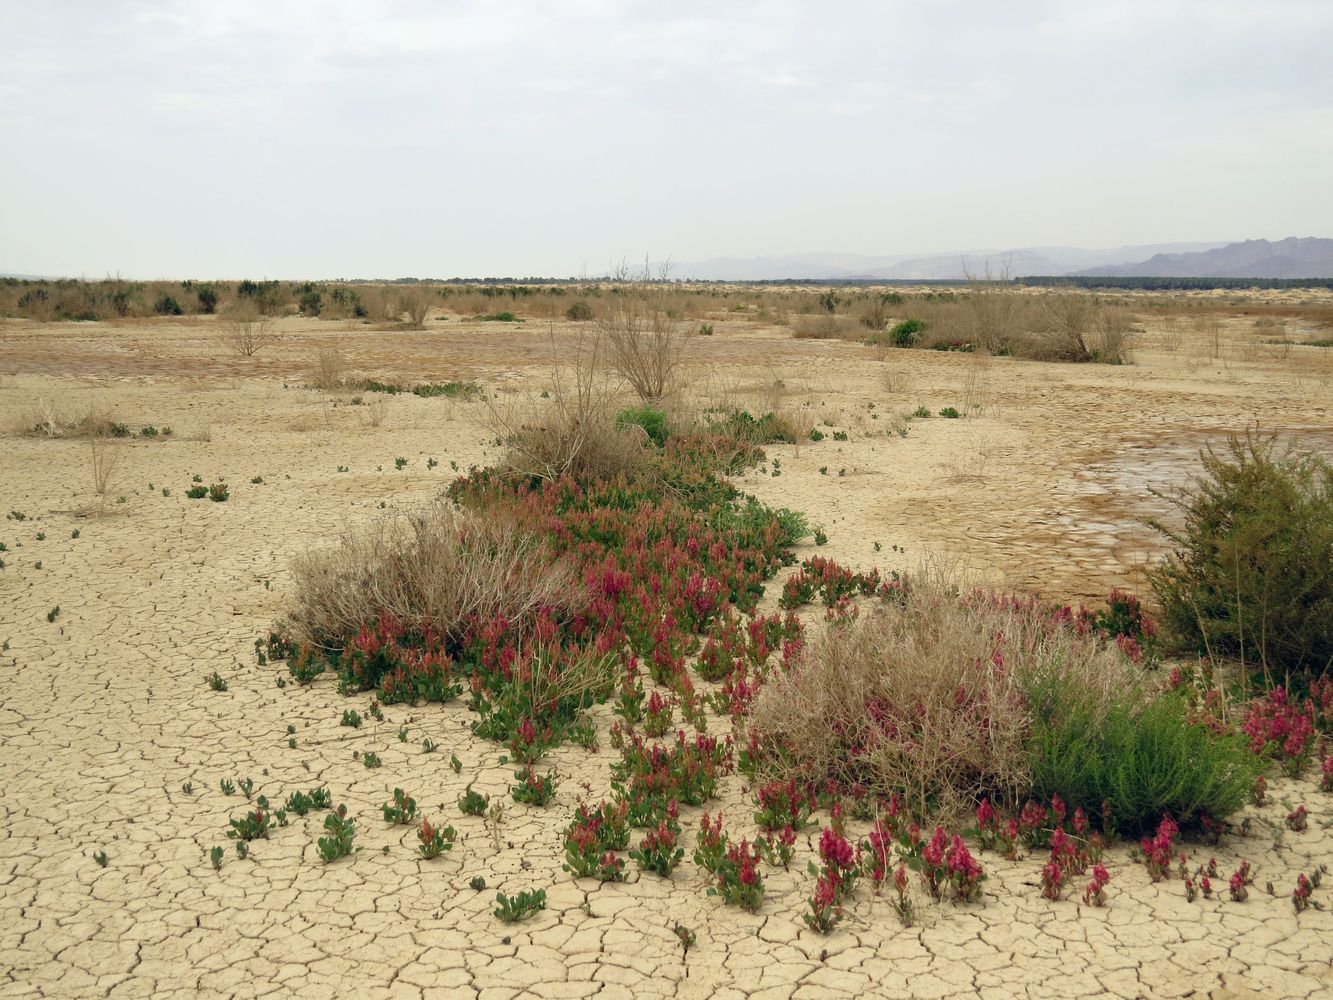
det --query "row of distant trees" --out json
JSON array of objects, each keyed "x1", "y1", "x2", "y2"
[{"x1": 1017, "y1": 275, "x2": 1333, "y2": 291}]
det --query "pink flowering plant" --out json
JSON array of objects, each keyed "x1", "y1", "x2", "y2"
[
  {"x1": 1243, "y1": 687, "x2": 1316, "y2": 775},
  {"x1": 710, "y1": 838, "x2": 765, "y2": 912}
]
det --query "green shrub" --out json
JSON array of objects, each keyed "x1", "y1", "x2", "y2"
[
  {"x1": 299, "y1": 290, "x2": 323, "y2": 317},
  {"x1": 1147, "y1": 431, "x2": 1332, "y2": 683},
  {"x1": 478, "y1": 312, "x2": 520, "y2": 322},
  {"x1": 616, "y1": 406, "x2": 669, "y2": 447},
  {"x1": 565, "y1": 301, "x2": 594, "y2": 321},
  {"x1": 154, "y1": 294, "x2": 183, "y2": 316},
  {"x1": 891, "y1": 319, "x2": 925, "y2": 347},
  {"x1": 1026, "y1": 681, "x2": 1262, "y2": 832}
]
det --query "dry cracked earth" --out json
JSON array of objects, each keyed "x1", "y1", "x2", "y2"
[{"x1": 1, "y1": 301, "x2": 1331, "y2": 999}]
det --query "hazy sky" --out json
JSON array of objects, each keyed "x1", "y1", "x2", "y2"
[{"x1": 3, "y1": 1, "x2": 1331, "y2": 278}]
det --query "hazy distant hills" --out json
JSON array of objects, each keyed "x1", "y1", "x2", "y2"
[
  {"x1": 674, "y1": 243, "x2": 1227, "y2": 281},
  {"x1": 1073, "y1": 238, "x2": 1333, "y2": 279}
]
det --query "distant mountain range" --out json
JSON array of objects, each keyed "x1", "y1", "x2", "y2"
[
  {"x1": 674, "y1": 243, "x2": 1229, "y2": 281},
  {"x1": 1073, "y1": 238, "x2": 1333, "y2": 279}
]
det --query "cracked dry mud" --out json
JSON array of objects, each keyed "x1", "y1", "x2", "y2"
[{"x1": 2, "y1": 305, "x2": 1331, "y2": 999}]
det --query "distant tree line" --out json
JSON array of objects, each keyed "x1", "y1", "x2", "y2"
[{"x1": 1017, "y1": 276, "x2": 1333, "y2": 291}]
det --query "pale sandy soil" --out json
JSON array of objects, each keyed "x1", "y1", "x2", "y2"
[{"x1": 1, "y1": 308, "x2": 1331, "y2": 999}]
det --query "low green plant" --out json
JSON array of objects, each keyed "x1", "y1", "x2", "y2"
[
  {"x1": 206, "y1": 671, "x2": 228, "y2": 692},
  {"x1": 417, "y1": 818, "x2": 457, "y2": 859},
  {"x1": 210, "y1": 845, "x2": 224, "y2": 870},
  {"x1": 340, "y1": 709, "x2": 362, "y2": 729},
  {"x1": 185, "y1": 485, "x2": 208, "y2": 499},
  {"x1": 361, "y1": 751, "x2": 382, "y2": 768},
  {"x1": 46, "y1": 606, "x2": 60, "y2": 623},
  {"x1": 939, "y1": 407, "x2": 961, "y2": 419},
  {"x1": 284, "y1": 787, "x2": 331, "y2": 816},
  {"x1": 317, "y1": 806, "x2": 357, "y2": 862},
  {"x1": 382, "y1": 788, "x2": 418, "y2": 825},
  {"x1": 226, "y1": 808, "x2": 272, "y2": 842},
  {"x1": 511, "y1": 766, "x2": 557, "y2": 806},
  {"x1": 494, "y1": 888, "x2": 546, "y2": 922},
  {"x1": 92, "y1": 849, "x2": 109, "y2": 868},
  {"x1": 208, "y1": 483, "x2": 229, "y2": 502},
  {"x1": 459, "y1": 784, "x2": 489, "y2": 816}
]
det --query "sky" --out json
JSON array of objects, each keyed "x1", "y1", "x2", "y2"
[{"x1": 2, "y1": 0, "x2": 1331, "y2": 278}]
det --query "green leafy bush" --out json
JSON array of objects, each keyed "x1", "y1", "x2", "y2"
[
  {"x1": 616, "y1": 406, "x2": 669, "y2": 447},
  {"x1": 1026, "y1": 681, "x2": 1262, "y2": 832},
  {"x1": 1147, "y1": 431, "x2": 1332, "y2": 683},
  {"x1": 890, "y1": 319, "x2": 925, "y2": 347}
]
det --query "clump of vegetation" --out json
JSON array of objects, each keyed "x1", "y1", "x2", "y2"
[
  {"x1": 1147, "y1": 431, "x2": 1332, "y2": 684},
  {"x1": 616, "y1": 406, "x2": 669, "y2": 447},
  {"x1": 317, "y1": 806, "x2": 357, "y2": 862},
  {"x1": 494, "y1": 888, "x2": 546, "y2": 922}
]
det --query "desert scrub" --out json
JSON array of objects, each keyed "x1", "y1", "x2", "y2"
[
  {"x1": 743, "y1": 578, "x2": 1137, "y2": 818},
  {"x1": 1025, "y1": 678, "x2": 1263, "y2": 832},
  {"x1": 1147, "y1": 430, "x2": 1332, "y2": 682},
  {"x1": 284, "y1": 501, "x2": 583, "y2": 670}
]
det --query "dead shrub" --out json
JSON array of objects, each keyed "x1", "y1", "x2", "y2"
[
  {"x1": 487, "y1": 329, "x2": 652, "y2": 483},
  {"x1": 285, "y1": 500, "x2": 584, "y2": 649},
  {"x1": 222, "y1": 306, "x2": 276, "y2": 357},
  {"x1": 745, "y1": 576, "x2": 1132, "y2": 818},
  {"x1": 399, "y1": 287, "x2": 431, "y2": 330},
  {"x1": 1090, "y1": 306, "x2": 1135, "y2": 364},
  {"x1": 599, "y1": 284, "x2": 694, "y2": 403},
  {"x1": 1030, "y1": 293, "x2": 1095, "y2": 361},
  {"x1": 310, "y1": 347, "x2": 348, "y2": 390},
  {"x1": 90, "y1": 438, "x2": 121, "y2": 495},
  {"x1": 791, "y1": 313, "x2": 858, "y2": 340}
]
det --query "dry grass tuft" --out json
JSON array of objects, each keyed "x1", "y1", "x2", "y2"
[
  {"x1": 285, "y1": 500, "x2": 584, "y2": 649},
  {"x1": 310, "y1": 347, "x2": 349, "y2": 390},
  {"x1": 90, "y1": 438, "x2": 121, "y2": 495}
]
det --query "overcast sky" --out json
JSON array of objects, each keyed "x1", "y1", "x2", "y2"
[{"x1": 3, "y1": 1, "x2": 1331, "y2": 278}]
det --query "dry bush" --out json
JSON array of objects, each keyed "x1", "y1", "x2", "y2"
[
  {"x1": 222, "y1": 306, "x2": 276, "y2": 357},
  {"x1": 858, "y1": 300, "x2": 890, "y2": 332},
  {"x1": 398, "y1": 287, "x2": 432, "y2": 330},
  {"x1": 285, "y1": 500, "x2": 584, "y2": 649},
  {"x1": 599, "y1": 284, "x2": 694, "y2": 403},
  {"x1": 359, "y1": 396, "x2": 388, "y2": 428},
  {"x1": 1159, "y1": 318, "x2": 1183, "y2": 352},
  {"x1": 791, "y1": 313, "x2": 859, "y2": 340},
  {"x1": 23, "y1": 398, "x2": 118, "y2": 438},
  {"x1": 486, "y1": 330, "x2": 652, "y2": 483},
  {"x1": 745, "y1": 575, "x2": 1132, "y2": 818},
  {"x1": 310, "y1": 347, "x2": 348, "y2": 390},
  {"x1": 1029, "y1": 293, "x2": 1095, "y2": 361},
  {"x1": 1090, "y1": 306, "x2": 1136, "y2": 363},
  {"x1": 90, "y1": 438, "x2": 121, "y2": 495}
]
